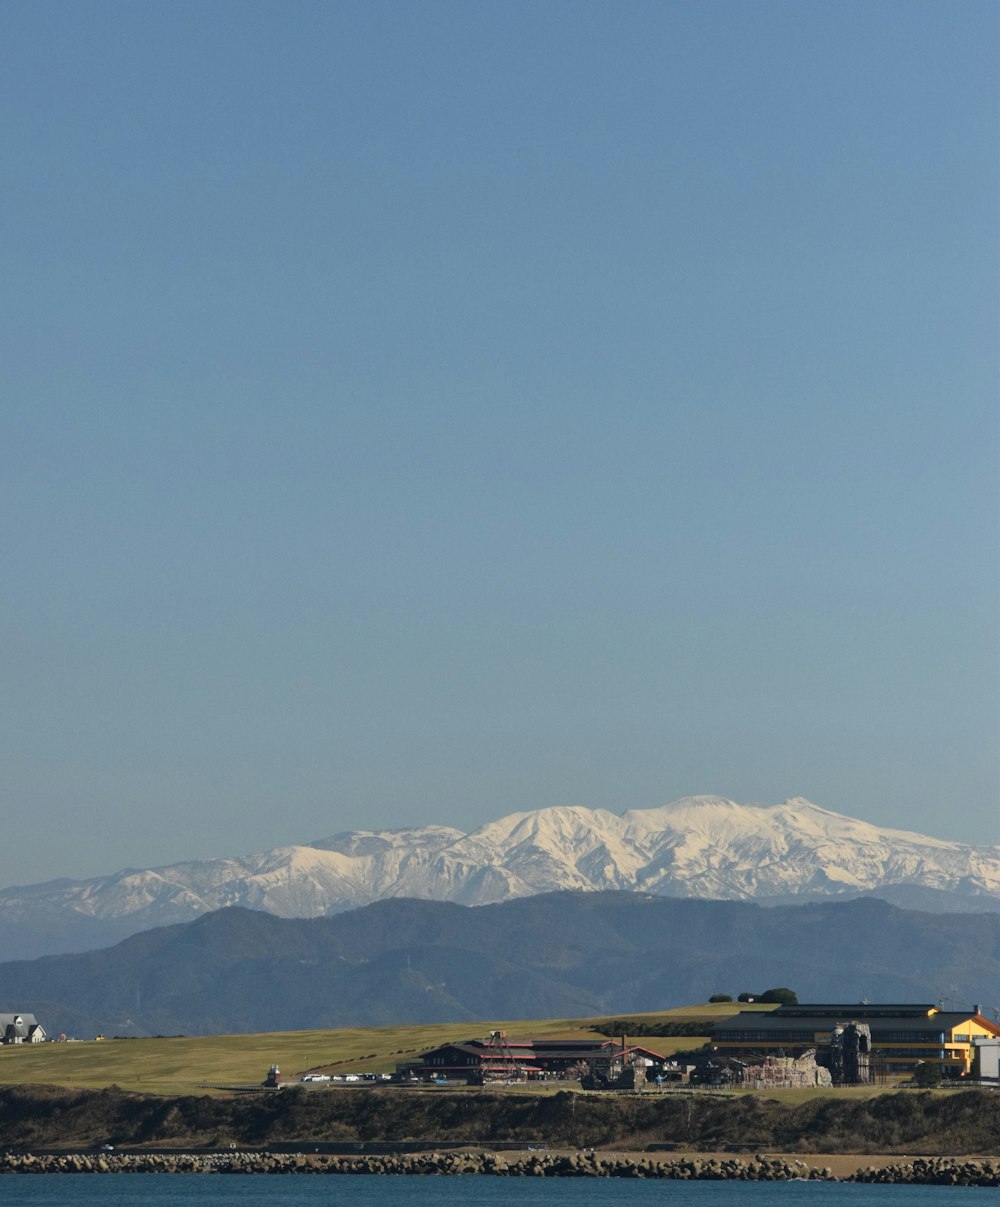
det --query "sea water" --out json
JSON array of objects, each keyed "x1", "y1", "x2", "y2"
[{"x1": 0, "y1": 1178, "x2": 987, "y2": 1207}]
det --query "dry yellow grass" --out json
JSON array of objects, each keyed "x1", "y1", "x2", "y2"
[{"x1": 0, "y1": 1001, "x2": 769, "y2": 1096}]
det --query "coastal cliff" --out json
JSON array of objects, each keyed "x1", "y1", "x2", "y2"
[{"x1": 0, "y1": 1085, "x2": 996, "y2": 1156}]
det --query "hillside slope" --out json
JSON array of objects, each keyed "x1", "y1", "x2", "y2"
[
  {"x1": 0, "y1": 1085, "x2": 996, "y2": 1156},
  {"x1": 1, "y1": 892, "x2": 996, "y2": 1037}
]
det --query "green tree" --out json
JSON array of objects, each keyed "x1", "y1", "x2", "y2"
[
  {"x1": 759, "y1": 987, "x2": 798, "y2": 1005},
  {"x1": 913, "y1": 1061, "x2": 941, "y2": 1088},
  {"x1": 708, "y1": 994, "x2": 733, "y2": 1003}
]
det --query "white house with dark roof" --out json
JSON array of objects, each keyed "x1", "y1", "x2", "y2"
[{"x1": 0, "y1": 1013, "x2": 46, "y2": 1044}]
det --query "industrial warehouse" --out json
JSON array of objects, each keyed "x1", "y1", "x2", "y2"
[{"x1": 710, "y1": 1002, "x2": 1000, "y2": 1081}]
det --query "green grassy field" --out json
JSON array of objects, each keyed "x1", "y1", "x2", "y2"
[{"x1": 0, "y1": 1002, "x2": 782, "y2": 1096}]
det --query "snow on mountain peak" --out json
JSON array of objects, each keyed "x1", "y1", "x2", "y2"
[{"x1": 1, "y1": 797, "x2": 997, "y2": 960}]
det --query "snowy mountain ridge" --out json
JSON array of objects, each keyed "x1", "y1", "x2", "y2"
[{"x1": 2, "y1": 796, "x2": 997, "y2": 963}]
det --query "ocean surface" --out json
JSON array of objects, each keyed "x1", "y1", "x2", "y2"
[{"x1": 0, "y1": 1177, "x2": 987, "y2": 1206}]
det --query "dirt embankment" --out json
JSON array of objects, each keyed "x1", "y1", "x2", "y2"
[{"x1": 0, "y1": 1085, "x2": 997, "y2": 1158}]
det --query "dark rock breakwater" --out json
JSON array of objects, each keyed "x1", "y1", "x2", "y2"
[
  {"x1": 1, "y1": 1150, "x2": 996, "y2": 1183},
  {"x1": 849, "y1": 1158, "x2": 1000, "y2": 1187},
  {"x1": 0, "y1": 1150, "x2": 833, "y2": 1177}
]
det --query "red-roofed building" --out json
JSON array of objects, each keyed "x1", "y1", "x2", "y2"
[{"x1": 397, "y1": 1035, "x2": 667, "y2": 1083}]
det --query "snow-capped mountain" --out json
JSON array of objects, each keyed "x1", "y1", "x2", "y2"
[{"x1": 2, "y1": 796, "x2": 998, "y2": 960}]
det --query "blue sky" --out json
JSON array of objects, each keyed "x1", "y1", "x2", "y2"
[{"x1": 2, "y1": 0, "x2": 997, "y2": 886}]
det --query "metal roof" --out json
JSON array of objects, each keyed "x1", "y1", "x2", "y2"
[
  {"x1": 772, "y1": 1003, "x2": 938, "y2": 1018},
  {"x1": 410, "y1": 1036, "x2": 668, "y2": 1066},
  {"x1": 0, "y1": 1013, "x2": 40, "y2": 1027},
  {"x1": 714, "y1": 1010, "x2": 989, "y2": 1036}
]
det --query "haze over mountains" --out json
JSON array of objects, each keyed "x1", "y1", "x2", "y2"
[
  {"x1": 2, "y1": 894, "x2": 997, "y2": 1039},
  {"x1": 3, "y1": 796, "x2": 997, "y2": 961}
]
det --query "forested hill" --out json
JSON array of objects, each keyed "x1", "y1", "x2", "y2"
[{"x1": 1, "y1": 892, "x2": 996, "y2": 1037}]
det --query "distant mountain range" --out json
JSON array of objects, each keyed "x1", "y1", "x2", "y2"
[
  {"x1": 2, "y1": 796, "x2": 998, "y2": 961},
  {"x1": 2, "y1": 893, "x2": 997, "y2": 1038}
]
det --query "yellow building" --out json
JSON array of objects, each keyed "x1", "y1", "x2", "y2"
[{"x1": 712, "y1": 1003, "x2": 1000, "y2": 1078}]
